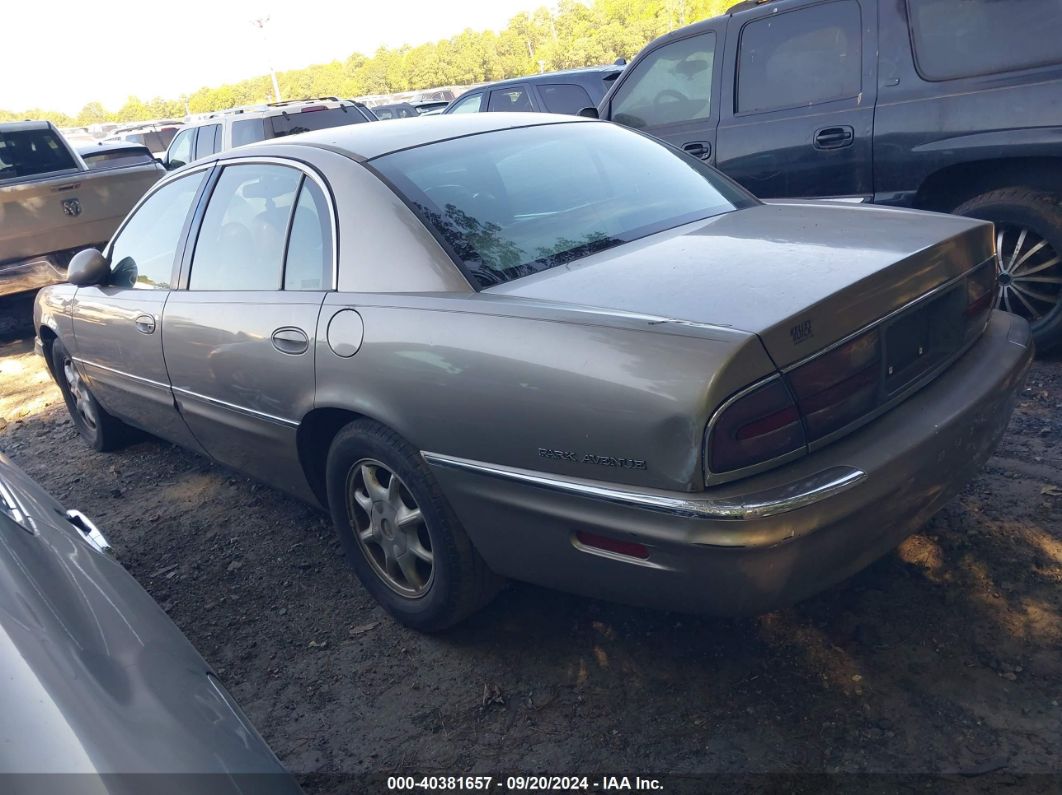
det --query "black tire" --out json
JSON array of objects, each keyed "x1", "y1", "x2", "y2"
[
  {"x1": 51, "y1": 339, "x2": 130, "y2": 452},
  {"x1": 325, "y1": 419, "x2": 501, "y2": 631},
  {"x1": 953, "y1": 188, "x2": 1062, "y2": 351}
]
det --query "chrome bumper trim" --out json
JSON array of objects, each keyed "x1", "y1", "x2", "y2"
[{"x1": 422, "y1": 451, "x2": 865, "y2": 522}]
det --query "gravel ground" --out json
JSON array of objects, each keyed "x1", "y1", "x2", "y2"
[{"x1": 1, "y1": 321, "x2": 1060, "y2": 792}]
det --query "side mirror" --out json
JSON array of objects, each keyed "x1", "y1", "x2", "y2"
[
  {"x1": 67, "y1": 248, "x2": 110, "y2": 287},
  {"x1": 577, "y1": 106, "x2": 600, "y2": 119}
]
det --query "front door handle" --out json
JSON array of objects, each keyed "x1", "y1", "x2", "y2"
[
  {"x1": 271, "y1": 327, "x2": 309, "y2": 355},
  {"x1": 682, "y1": 141, "x2": 712, "y2": 161},
  {"x1": 814, "y1": 126, "x2": 855, "y2": 149},
  {"x1": 134, "y1": 314, "x2": 156, "y2": 334}
]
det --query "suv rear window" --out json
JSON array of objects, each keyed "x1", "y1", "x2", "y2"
[
  {"x1": 907, "y1": 0, "x2": 1062, "y2": 81},
  {"x1": 0, "y1": 128, "x2": 77, "y2": 181},
  {"x1": 268, "y1": 106, "x2": 369, "y2": 138},
  {"x1": 82, "y1": 146, "x2": 156, "y2": 170}
]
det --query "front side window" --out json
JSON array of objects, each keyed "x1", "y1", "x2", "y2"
[
  {"x1": 109, "y1": 171, "x2": 207, "y2": 290},
  {"x1": 372, "y1": 122, "x2": 754, "y2": 288},
  {"x1": 610, "y1": 33, "x2": 716, "y2": 129},
  {"x1": 189, "y1": 164, "x2": 301, "y2": 291},
  {"x1": 0, "y1": 128, "x2": 78, "y2": 181},
  {"x1": 231, "y1": 119, "x2": 267, "y2": 148},
  {"x1": 539, "y1": 83, "x2": 595, "y2": 115},
  {"x1": 167, "y1": 128, "x2": 195, "y2": 168},
  {"x1": 448, "y1": 93, "x2": 483, "y2": 114},
  {"x1": 488, "y1": 86, "x2": 533, "y2": 112},
  {"x1": 908, "y1": 0, "x2": 1062, "y2": 80},
  {"x1": 194, "y1": 124, "x2": 221, "y2": 160},
  {"x1": 737, "y1": 1, "x2": 862, "y2": 113}
]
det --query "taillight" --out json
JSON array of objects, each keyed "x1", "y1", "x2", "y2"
[
  {"x1": 787, "y1": 330, "x2": 881, "y2": 442},
  {"x1": 965, "y1": 259, "x2": 996, "y2": 324},
  {"x1": 300, "y1": 105, "x2": 327, "y2": 113},
  {"x1": 707, "y1": 378, "x2": 805, "y2": 474}
]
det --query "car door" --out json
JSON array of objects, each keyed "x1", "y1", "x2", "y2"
[
  {"x1": 71, "y1": 167, "x2": 210, "y2": 450},
  {"x1": 604, "y1": 25, "x2": 724, "y2": 164},
  {"x1": 162, "y1": 160, "x2": 334, "y2": 501},
  {"x1": 714, "y1": 0, "x2": 876, "y2": 199}
]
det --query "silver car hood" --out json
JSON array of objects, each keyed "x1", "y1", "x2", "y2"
[
  {"x1": 490, "y1": 202, "x2": 993, "y2": 367},
  {"x1": 0, "y1": 453, "x2": 298, "y2": 791}
]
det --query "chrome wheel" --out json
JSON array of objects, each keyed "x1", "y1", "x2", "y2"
[
  {"x1": 346, "y1": 458, "x2": 434, "y2": 598},
  {"x1": 995, "y1": 225, "x2": 1062, "y2": 327},
  {"x1": 62, "y1": 357, "x2": 99, "y2": 434}
]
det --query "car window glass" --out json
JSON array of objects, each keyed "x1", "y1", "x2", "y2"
[
  {"x1": 0, "y1": 127, "x2": 78, "y2": 181},
  {"x1": 231, "y1": 119, "x2": 267, "y2": 148},
  {"x1": 737, "y1": 0, "x2": 861, "y2": 113},
  {"x1": 907, "y1": 0, "x2": 1062, "y2": 80},
  {"x1": 167, "y1": 128, "x2": 195, "y2": 168},
  {"x1": 194, "y1": 124, "x2": 221, "y2": 160},
  {"x1": 284, "y1": 180, "x2": 332, "y2": 291},
  {"x1": 539, "y1": 84, "x2": 595, "y2": 114},
  {"x1": 610, "y1": 33, "x2": 715, "y2": 129},
  {"x1": 488, "y1": 86, "x2": 533, "y2": 112},
  {"x1": 449, "y1": 93, "x2": 483, "y2": 113},
  {"x1": 268, "y1": 106, "x2": 369, "y2": 138},
  {"x1": 108, "y1": 171, "x2": 207, "y2": 290},
  {"x1": 189, "y1": 164, "x2": 300, "y2": 291}
]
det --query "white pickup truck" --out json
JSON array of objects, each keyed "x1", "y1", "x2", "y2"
[{"x1": 0, "y1": 121, "x2": 163, "y2": 298}]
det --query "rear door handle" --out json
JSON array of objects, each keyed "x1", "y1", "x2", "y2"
[
  {"x1": 814, "y1": 126, "x2": 855, "y2": 149},
  {"x1": 134, "y1": 314, "x2": 156, "y2": 334},
  {"x1": 682, "y1": 141, "x2": 712, "y2": 161},
  {"x1": 271, "y1": 327, "x2": 309, "y2": 355}
]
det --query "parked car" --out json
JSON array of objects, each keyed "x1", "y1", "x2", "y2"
[
  {"x1": 442, "y1": 66, "x2": 622, "y2": 116},
  {"x1": 0, "y1": 453, "x2": 300, "y2": 791},
  {"x1": 371, "y1": 102, "x2": 420, "y2": 120},
  {"x1": 0, "y1": 121, "x2": 163, "y2": 298},
  {"x1": 35, "y1": 115, "x2": 1031, "y2": 631},
  {"x1": 162, "y1": 97, "x2": 376, "y2": 170},
  {"x1": 77, "y1": 140, "x2": 160, "y2": 171},
  {"x1": 104, "y1": 121, "x2": 182, "y2": 157},
  {"x1": 596, "y1": 0, "x2": 1062, "y2": 349}
]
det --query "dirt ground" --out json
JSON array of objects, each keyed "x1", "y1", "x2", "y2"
[{"x1": 1, "y1": 313, "x2": 1060, "y2": 792}]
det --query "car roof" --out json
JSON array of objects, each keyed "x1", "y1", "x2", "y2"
[
  {"x1": 0, "y1": 120, "x2": 55, "y2": 132},
  {"x1": 226, "y1": 112, "x2": 592, "y2": 162}
]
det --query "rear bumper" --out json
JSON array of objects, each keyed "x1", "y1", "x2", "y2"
[
  {"x1": 427, "y1": 311, "x2": 1032, "y2": 615},
  {"x1": 0, "y1": 256, "x2": 65, "y2": 297}
]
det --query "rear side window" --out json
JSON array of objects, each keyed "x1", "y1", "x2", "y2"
[
  {"x1": 908, "y1": 0, "x2": 1062, "y2": 80},
  {"x1": 610, "y1": 33, "x2": 716, "y2": 129},
  {"x1": 488, "y1": 87, "x2": 533, "y2": 112},
  {"x1": 0, "y1": 128, "x2": 77, "y2": 181},
  {"x1": 194, "y1": 124, "x2": 221, "y2": 160},
  {"x1": 190, "y1": 164, "x2": 301, "y2": 290},
  {"x1": 539, "y1": 84, "x2": 595, "y2": 115},
  {"x1": 284, "y1": 180, "x2": 332, "y2": 291},
  {"x1": 231, "y1": 119, "x2": 267, "y2": 148},
  {"x1": 268, "y1": 106, "x2": 368, "y2": 138},
  {"x1": 109, "y1": 171, "x2": 207, "y2": 290},
  {"x1": 737, "y1": 0, "x2": 861, "y2": 113}
]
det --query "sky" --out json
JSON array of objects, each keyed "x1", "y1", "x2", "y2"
[{"x1": 2, "y1": 0, "x2": 545, "y2": 114}]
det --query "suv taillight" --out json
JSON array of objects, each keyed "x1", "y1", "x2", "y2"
[{"x1": 707, "y1": 378, "x2": 805, "y2": 474}]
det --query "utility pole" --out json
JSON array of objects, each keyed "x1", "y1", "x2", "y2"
[{"x1": 251, "y1": 16, "x2": 282, "y2": 102}]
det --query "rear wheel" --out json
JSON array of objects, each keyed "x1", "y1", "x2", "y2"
[
  {"x1": 51, "y1": 339, "x2": 130, "y2": 451},
  {"x1": 953, "y1": 188, "x2": 1062, "y2": 351},
  {"x1": 325, "y1": 420, "x2": 501, "y2": 631}
]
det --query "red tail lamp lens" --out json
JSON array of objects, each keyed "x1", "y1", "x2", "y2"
[
  {"x1": 576, "y1": 531, "x2": 649, "y2": 560},
  {"x1": 708, "y1": 378, "x2": 806, "y2": 473},
  {"x1": 786, "y1": 330, "x2": 881, "y2": 442}
]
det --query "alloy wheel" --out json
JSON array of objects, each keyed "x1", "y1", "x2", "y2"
[
  {"x1": 346, "y1": 459, "x2": 434, "y2": 597},
  {"x1": 995, "y1": 225, "x2": 1062, "y2": 330},
  {"x1": 62, "y1": 357, "x2": 99, "y2": 434}
]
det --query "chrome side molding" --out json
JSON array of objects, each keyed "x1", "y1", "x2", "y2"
[{"x1": 421, "y1": 451, "x2": 865, "y2": 522}]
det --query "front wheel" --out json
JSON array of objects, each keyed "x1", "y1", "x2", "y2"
[
  {"x1": 953, "y1": 188, "x2": 1062, "y2": 351},
  {"x1": 325, "y1": 420, "x2": 501, "y2": 631}
]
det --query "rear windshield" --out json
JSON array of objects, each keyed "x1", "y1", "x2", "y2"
[
  {"x1": 81, "y1": 147, "x2": 156, "y2": 170},
  {"x1": 908, "y1": 0, "x2": 1062, "y2": 80},
  {"x1": 0, "y1": 128, "x2": 78, "y2": 181},
  {"x1": 268, "y1": 106, "x2": 369, "y2": 138},
  {"x1": 372, "y1": 122, "x2": 753, "y2": 288}
]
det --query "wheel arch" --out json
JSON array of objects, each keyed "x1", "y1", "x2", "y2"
[{"x1": 913, "y1": 157, "x2": 1062, "y2": 213}]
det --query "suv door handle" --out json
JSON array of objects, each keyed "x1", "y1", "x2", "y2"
[
  {"x1": 814, "y1": 126, "x2": 855, "y2": 149},
  {"x1": 271, "y1": 327, "x2": 309, "y2": 355},
  {"x1": 682, "y1": 141, "x2": 712, "y2": 160},
  {"x1": 134, "y1": 314, "x2": 156, "y2": 334}
]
